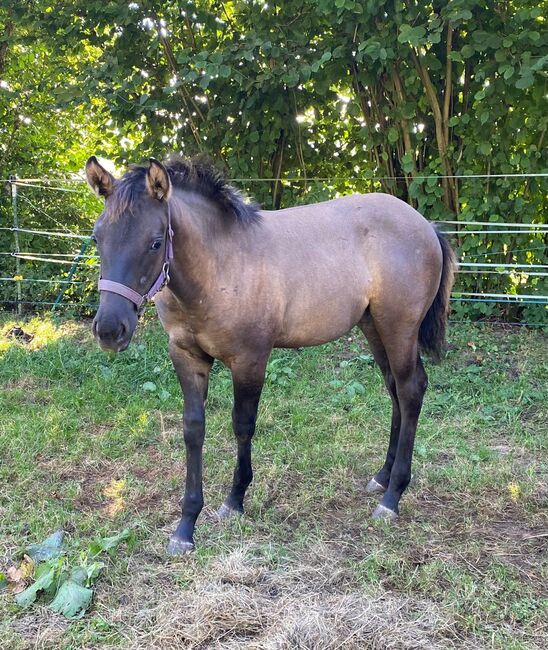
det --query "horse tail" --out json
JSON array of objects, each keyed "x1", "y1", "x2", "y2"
[{"x1": 419, "y1": 228, "x2": 456, "y2": 362}]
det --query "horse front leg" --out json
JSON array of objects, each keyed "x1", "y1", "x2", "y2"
[
  {"x1": 167, "y1": 345, "x2": 212, "y2": 555},
  {"x1": 218, "y1": 354, "x2": 268, "y2": 519}
]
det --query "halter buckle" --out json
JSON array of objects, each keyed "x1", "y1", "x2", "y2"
[{"x1": 162, "y1": 261, "x2": 170, "y2": 287}]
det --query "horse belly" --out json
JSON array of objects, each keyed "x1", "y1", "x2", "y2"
[{"x1": 275, "y1": 277, "x2": 369, "y2": 348}]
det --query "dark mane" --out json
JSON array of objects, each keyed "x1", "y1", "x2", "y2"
[{"x1": 106, "y1": 155, "x2": 261, "y2": 225}]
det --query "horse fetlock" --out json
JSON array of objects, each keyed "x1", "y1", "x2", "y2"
[{"x1": 217, "y1": 501, "x2": 244, "y2": 521}]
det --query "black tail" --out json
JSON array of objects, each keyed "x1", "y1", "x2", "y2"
[{"x1": 419, "y1": 228, "x2": 456, "y2": 362}]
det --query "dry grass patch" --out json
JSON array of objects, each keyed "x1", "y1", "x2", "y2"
[{"x1": 109, "y1": 544, "x2": 481, "y2": 650}]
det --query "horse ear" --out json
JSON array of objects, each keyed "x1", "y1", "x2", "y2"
[
  {"x1": 146, "y1": 158, "x2": 171, "y2": 201},
  {"x1": 85, "y1": 156, "x2": 115, "y2": 197}
]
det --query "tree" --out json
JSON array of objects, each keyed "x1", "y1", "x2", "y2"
[{"x1": 1, "y1": 0, "x2": 547, "y2": 321}]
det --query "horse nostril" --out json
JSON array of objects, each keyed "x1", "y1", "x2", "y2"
[{"x1": 116, "y1": 321, "x2": 127, "y2": 342}]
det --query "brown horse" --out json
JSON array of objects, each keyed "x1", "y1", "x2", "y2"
[{"x1": 86, "y1": 155, "x2": 455, "y2": 554}]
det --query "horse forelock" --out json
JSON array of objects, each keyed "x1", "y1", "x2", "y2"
[
  {"x1": 103, "y1": 157, "x2": 260, "y2": 225},
  {"x1": 103, "y1": 167, "x2": 147, "y2": 222}
]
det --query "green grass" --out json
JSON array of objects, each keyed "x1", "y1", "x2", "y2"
[{"x1": 0, "y1": 315, "x2": 547, "y2": 648}]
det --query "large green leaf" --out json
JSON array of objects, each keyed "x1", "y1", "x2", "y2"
[
  {"x1": 26, "y1": 531, "x2": 65, "y2": 562},
  {"x1": 88, "y1": 528, "x2": 132, "y2": 557},
  {"x1": 49, "y1": 580, "x2": 93, "y2": 619},
  {"x1": 14, "y1": 567, "x2": 56, "y2": 608}
]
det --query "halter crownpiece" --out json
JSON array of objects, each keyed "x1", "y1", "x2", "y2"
[{"x1": 97, "y1": 202, "x2": 174, "y2": 312}]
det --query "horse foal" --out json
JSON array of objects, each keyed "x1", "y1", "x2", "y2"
[{"x1": 86, "y1": 155, "x2": 455, "y2": 554}]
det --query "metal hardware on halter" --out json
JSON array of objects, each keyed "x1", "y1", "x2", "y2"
[
  {"x1": 161, "y1": 262, "x2": 170, "y2": 287},
  {"x1": 97, "y1": 202, "x2": 173, "y2": 313}
]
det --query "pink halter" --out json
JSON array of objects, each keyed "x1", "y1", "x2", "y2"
[{"x1": 97, "y1": 203, "x2": 174, "y2": 312}]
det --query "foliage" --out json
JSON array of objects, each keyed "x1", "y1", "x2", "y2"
[
  {"x1": 25, "y1": 530, "x2": 65, "y2": 562},
  {"x1": 8, "y1": 528, "x2": 131, "y2": 619},
  {"x1": 0, "y1": 1, "x2": 547, "y2": 321}
]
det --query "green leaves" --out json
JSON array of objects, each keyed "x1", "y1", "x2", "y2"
[
  {"x1": 49, "y1": 580, "x2": 93, "y2": 619},
  {"x1": 461, "y1": 44, "x2": 475, "y2": 59},
  {"x1": 88, "y1": 528, "x2": 132, "y2": 556},
  {"x1": 387, "y1": 127, "x2": 399, "y2": 144},
  {"x1": 25, "y1": 530, "x2": 65, "y2": 561},
  {"x1": 1, "y1": 0, "x2": 547, "y2": 323},
  {"x1": 12, "y1": 528, "x2": 131, "y2": 619},
  {"x1": 15, "y1": 566, "x2": 56, "y2": 608},
  {"x1": 401, "y1": 152, "x2": 415, "y2": 174},
  {"x1": 515, "y1": 74, "x2": 534, "y2": 89},
  {"x1": 398, "y1": 24, "x2": 426, "y2": 47}
]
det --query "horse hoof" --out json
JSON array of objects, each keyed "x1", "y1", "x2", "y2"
[
  {"x1": 167, "y1": 536, "x2": 194, "y2": 555},
  {"x1": 366, "y1": 478, "x2": 386, "y2": 494},
  {"x1": 372, "y1": 504, "x2": 399, "y2": 521},
  {"x1": 217, "y1": 502, "x2": 243, "y2": 520}
]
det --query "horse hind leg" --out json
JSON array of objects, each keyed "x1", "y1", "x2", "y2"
[
  {"x1": 358, "y1": 319, "x2": 401, "y2": 496},
  {"x1": 370, "y1": 323, "x2": 428, "y2": 520}
]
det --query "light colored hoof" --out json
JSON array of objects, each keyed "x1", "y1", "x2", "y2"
[
  {"x1": 167, "y1": 536, "x2": 194, "y2": 555},
  {"x1": 372, "y1": 504, "x2": 399, "y2": 521},
  {"x1": 217, "y1": 503, "x2": 243, "y2": 521},
  {"x1": 366, "y1": 478, "x2": 386, "y2": 494}
]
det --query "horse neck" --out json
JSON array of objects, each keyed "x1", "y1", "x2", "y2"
[{"x1": 167, "y1": 189, "x2": 246, "y2": 307}]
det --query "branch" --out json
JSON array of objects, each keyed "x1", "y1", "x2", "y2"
[
  {"x1": 155, "y1": 21, "x2": 205, "y2": 121},
  {"x1": 184, "y1": 15, "x2": 198, "y2": 51},
  {"x1": 291, "y1": 91, "x2": 307, "y2": 186},
  {"x1": 0, "y1": 18, "x2": 13, "y2": 76},
  {"x1": 271, "y1": 128, "x2": 286, "y2": 209},
  {"x1": 443, "y1": 24, "x2": 453, "y2": 146},
  {"x1": 149, "y1": 12, "x2": 204, "y2": 149},
  {"x1": 392, "y1": 68, "x2": 417, "y2": 177},
  {"x1": 410, "y1": 46, "x2": 458, "y2": 212}
]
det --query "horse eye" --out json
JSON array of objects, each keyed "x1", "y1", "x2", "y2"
[{"x1": 151, "y1": 240, "x2": 162, "y2": 250}]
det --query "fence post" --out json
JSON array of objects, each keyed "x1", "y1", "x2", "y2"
[
  {"x1": 8, "y1": 174, "x2": 22, "y2": 315},
  {"x1": 51, "y1": 239, "x2": 90, "y2": 312}
]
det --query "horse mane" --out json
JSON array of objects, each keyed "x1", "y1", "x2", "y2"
[{"x1": 106, "y1": 154, "x2": 261, "y2": 225}]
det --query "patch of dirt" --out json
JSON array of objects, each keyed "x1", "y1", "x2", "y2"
[
  {"x1": 4, "y1": 377, "x2": 53, "y2": 405},
  {"x1": 476, "y1": 518, "x2": 548, "y2": 580},
  {"x1": 3, "y1": 377, "x2": 42, "y2": 391},
  {"x1": 488, "y1": 442, "x2": 540, "y2": 471},
  {"x1": 2, "y1": 612, "x2": 67, "y2": 649},
  {"x1": 38, "y1": 448, "x2": 185, "y2": 517}
]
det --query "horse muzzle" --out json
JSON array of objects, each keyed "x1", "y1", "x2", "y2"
[{"x1": 92, "y1": 301, "x2": 137, "y2": 353}]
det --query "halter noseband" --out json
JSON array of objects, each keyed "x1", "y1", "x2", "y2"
[{"x1": 97, "y1": 202, "x2": 174, "y2": 312}]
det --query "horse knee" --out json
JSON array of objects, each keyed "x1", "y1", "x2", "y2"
[
  {"x1": 417, "y1": 368, "x2": 428, "y2": 395},
  {"x1": 384, "y1": 370, "x2": 397, "y2": 396},
  {"x1": 183, "y1": 411, "x2": 205, "y2": 446}
]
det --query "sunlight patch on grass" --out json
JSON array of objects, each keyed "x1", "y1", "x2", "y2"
[{"x1": 0, "y1": 316, "x2": 85, "y2": 353}]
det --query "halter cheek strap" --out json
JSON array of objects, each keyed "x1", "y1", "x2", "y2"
[{"x1": 97, "y1": 203, "x2": 174, "y2": 312}]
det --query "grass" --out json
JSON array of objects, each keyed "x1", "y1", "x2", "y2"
[{"x1": 0, "y1": 314, "x2": 547, "y2": 649}]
